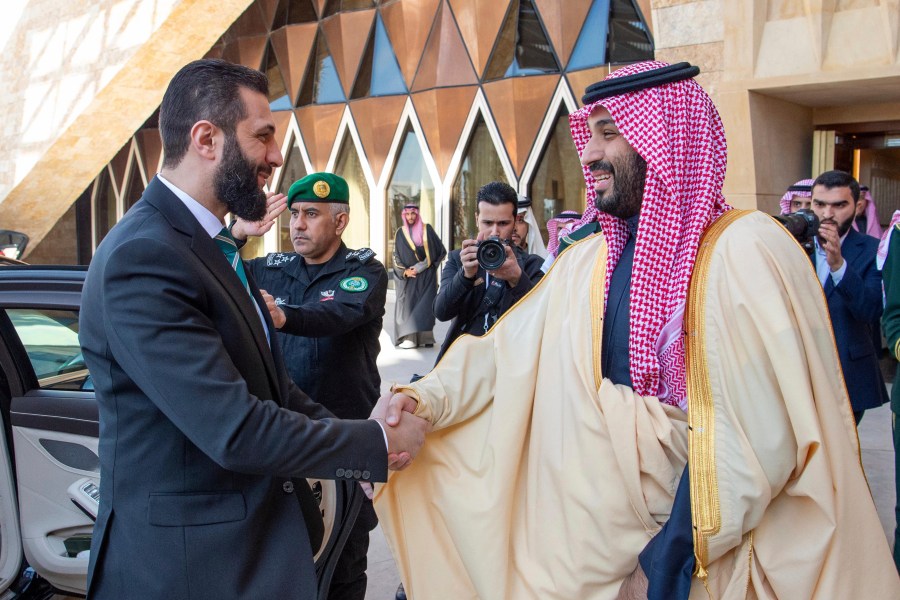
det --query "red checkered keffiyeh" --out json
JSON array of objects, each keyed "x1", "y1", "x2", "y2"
[
  {"x1": 779, "y1": 178, "x2": 814, "y2": 215},
  {"x1": 853, "y1": 187, "x2": 883, "y2": 240},
  {"x1": 568, "y1": 61, "x2": 731, "y2": 409},
  {"x1": 402, "y1": 206, "x2": 424, "y2": 247}
]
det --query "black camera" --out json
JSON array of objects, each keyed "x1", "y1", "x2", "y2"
[
  {"x1": 476, "y1": 236, "x2": 508, "y2": 271},
  {"x1": 772, "y1": 209, "x2": 819, "y2": 253}
]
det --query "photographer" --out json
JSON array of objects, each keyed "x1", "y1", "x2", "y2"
[{"x1": 434, "y1": 181, "x2": 544, "y2": 361}]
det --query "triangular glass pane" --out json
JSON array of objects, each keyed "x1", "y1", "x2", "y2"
[
  {"x1": 352, "y1": 14, "x2": 408, "y2": 98},
  {"x1": 93, "y1": 168, "x2": 117, "y2": 245},
  {"x1": 263, "y1": 41, "x2": 292, "y2": 111},
  {"x1": 529, "y1": 106, "x2": 587, "y2": 241},
  {"x1": 276, "y1": 136, "x2": 309, "y2": 251},
  {"x1": 387, "y1": 124, "x2": 436, "y2": 272},
  {"x1": 273, "y1": 0, "x2": 318, "y2": 28},
  {"x1": 607, "y1": 0, "x2": 653, "y2": 63},
  {"x1": 485, "y1": 0, "x2": 560, "y2": 81},
  {"x1": 297, "y1": 31, "x2": 347, "y2": 106},
  {"x1": 567, "y1": 0, "x2": 610, "y2": 71},
  {"x1": 334, "y1": 132, "x2": 371, "y2": 249},
  {"x1": 123, "y1": 167, "x2": 145, "y2": 213},
  {"x1": 323, "y1": 0, "x2": 375, "y2": 17},
  {"x1": 451, "y1": 116, "x2": 509, "y2": 249}
]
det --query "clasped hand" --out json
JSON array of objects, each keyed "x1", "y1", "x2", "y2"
[{"x1": 362, "y1": 391, "x2": 429, "y2": 498}]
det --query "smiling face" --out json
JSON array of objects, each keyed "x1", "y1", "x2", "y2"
[
  {"x1": 579, "y1": 105, "x2": 646, "y2": 219},
  {"x1": 213, "y1": 87, "x2": 283, "y2": 221}
]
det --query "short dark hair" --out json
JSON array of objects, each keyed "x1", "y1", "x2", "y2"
[
  {"x1": 476, "y1": 181, "x2": 517, "y2": 218},
  {"x1": 813, "y1": 170, "x2": 860, "y2": 203},
  {"x1": 159, "y1": 59, "x2": 269, "y2": 169}
]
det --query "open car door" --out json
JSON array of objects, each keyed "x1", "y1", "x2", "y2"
[{"x1": 0, "y1": 266, "x2": 361, "y2": 598}]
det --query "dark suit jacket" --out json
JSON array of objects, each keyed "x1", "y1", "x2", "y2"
[
  {"x1": 816, "y1": 228, "x2": 888, "y2": 412},
  {"x1": 79, "y1": 178, "x2": 387, "y2": 599}
]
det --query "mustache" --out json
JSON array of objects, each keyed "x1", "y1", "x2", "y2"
[{"x1": 587, "y1": 160, "x2": 613, "y2": 173}]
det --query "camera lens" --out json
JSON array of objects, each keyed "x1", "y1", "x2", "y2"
[{"x1": 477, "y1": 237, "x2": 507, "y2": 271}]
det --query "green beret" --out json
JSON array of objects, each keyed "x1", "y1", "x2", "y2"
[{"x1": 287, "y1": 172, "x2": 350, "y2": 207}]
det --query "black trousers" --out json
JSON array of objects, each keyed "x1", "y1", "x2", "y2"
[{"x1": 328, "y1": 497, "x2": 378, "y2": 600}]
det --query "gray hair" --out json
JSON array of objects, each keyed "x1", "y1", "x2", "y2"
[{"x1": 329, "y1": 202, "x2": 350, "y2": 218}]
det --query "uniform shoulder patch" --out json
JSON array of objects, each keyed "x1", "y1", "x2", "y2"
[
  {"x1": 339, "y1": 276, "x2": 369, "y2": 292},
  {"x1": 345, "y1": 247, "x2": 376, "y2": 263},
  {"x1": 266, "y1": 252, "x2": 297, "y2": 267}
]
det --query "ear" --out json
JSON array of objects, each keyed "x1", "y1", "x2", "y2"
[
  {"x1": 190, "y1": 120, "x2": 220, "y2": 161},
  {"x1": 334, "y1": 211, "x2": 349, "y2": 235}
]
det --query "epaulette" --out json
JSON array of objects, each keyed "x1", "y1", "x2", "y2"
[
  {"x1": 266, "y1": 252, "x2": 298, "y2": 267},
  {"x1": 346, "y1": 247, "x2": 376, "y2": 263}
]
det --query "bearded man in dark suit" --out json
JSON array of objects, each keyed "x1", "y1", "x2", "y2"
[{"x1": 78, "y1": 59, "x2": 428, "y2": 599}]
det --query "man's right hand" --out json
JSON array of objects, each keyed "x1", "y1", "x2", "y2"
[
  {"x1": 370, "y1": 391, "x2": 428, "y2": 470},
  {"x1": 460, "y1": 237, "x2": 480, "y2": 279}
]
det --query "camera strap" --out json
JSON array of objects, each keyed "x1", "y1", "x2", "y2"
[{"x1": 477, "y1": 273, "x2": 506, "y2": 333}]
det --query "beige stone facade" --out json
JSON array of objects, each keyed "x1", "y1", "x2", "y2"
[
  {"x1": 652, "y1": 0, "x2": 900, "y2": 215},
  {"x1": 0, "y1": 0, "x2": 254, "y2": 261}
]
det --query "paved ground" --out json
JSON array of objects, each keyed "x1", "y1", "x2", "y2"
[{"x1": 365, "y1": 290, "x2": 899, "y2": 599}]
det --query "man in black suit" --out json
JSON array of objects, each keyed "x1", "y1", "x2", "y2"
[
  {"x1": 809, "y1": 170, "x2": 888, "y2": 423},
  {"x1": 433, "y1": 181, "x2": 544, "y2": 361},
  {"x1": 78, "y1": 59, "x2": 428, "y2": 599}
]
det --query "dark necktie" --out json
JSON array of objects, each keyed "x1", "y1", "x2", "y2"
[{"x1": 214, "y1": 226, "x2": 250, "y2": 291}]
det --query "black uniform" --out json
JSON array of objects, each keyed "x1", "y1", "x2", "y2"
[
  {"x1": 245, "y1": 243, "x2": 387, "y2": 600},
  {"x1": 245, "y1": 243, "x2": 388, "y2": 420},
  {"x1": 434, "y1": 246, "x2": 544, "y2": 360}
]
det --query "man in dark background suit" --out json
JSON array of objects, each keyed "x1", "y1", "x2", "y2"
[
  {"x1": 433, "y1": 181, "x2": 544, "y2": 361},
  {"x1": 78, "y1": 59, "x2": 428, "y2": 599},
  {"x1": 809, "y1": 170, "x2": 888, "y2": 423}
]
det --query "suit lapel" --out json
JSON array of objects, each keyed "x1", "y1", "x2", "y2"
[
  {"x1": 841, "y1": 229, "x2": 865, "y2": 271},
  {"x1": 142, "y1": 178, "x2": 281, "y2": 398},
  {"x1": 823, "y1": 229, "x2": 863, "y2": 298}
]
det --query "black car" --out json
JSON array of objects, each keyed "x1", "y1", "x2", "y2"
[{"x1": 0, "y1": 266, "x2": 361, "y2": 598}]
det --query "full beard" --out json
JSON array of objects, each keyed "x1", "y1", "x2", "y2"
[
  {"x1": 591, "y1": 152, "x2": 647, "y2": 220},
  {"x1": 215, "y1": 134, "x2": 268, "y2": 221},
  {"x1": 822, "y1": 214, "x2": 855, "y2": 238}
]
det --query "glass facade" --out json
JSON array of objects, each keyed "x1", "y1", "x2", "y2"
[
  {"x1": 334, "y1": 132, "x2": 370, "y2": 250},
  {"x1": 297, "y1": 32, "x2": 346, "y2": 105},
  {"x1": 78, "y1": 0, "x2": 654, "y2": 264},
  {"x1": 451, "y1": 116, "x2": 509, "y2": 249},
  {"x1": 351, "y1": 14, "x2": 407, "y2": 98},
  {"x1": 484, "y1": 0, "x2": 560, "y2": 81},
  {"x1": 93, "y1": 168, "x2": 117, "y2": 246},
  {"x1": 276, "y1": 136, "x2": 309, "y2": 252},
  {"x1": 529, "y1": 108, "x2": 587, "y2": 238},
  {"x1": 386, "y1": 124, "x2": 436, "y2": 271}
]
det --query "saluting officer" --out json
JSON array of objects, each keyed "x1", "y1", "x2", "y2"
[{"x1": 233, "y1": 172, "x2": 388, "y2": 600}]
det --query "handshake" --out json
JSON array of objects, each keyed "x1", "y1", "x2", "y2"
[{"x1": 369, "y1": 390, "x2": 430, "y2": 473}]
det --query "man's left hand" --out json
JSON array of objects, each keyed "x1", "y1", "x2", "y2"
[
  {"x1": 259, "y1": 289, "x2": 286, "y2": 329},
  {"x1": 489, "y1": 245, "x2": 522, "y2": 287},
  {"x1": 231, "y1": 192, "x2": 287, "y2": 241}
]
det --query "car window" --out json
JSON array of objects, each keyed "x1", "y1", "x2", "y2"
[{"x1": 6, "y1": 308, "x2": 91, "y2": 391}]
